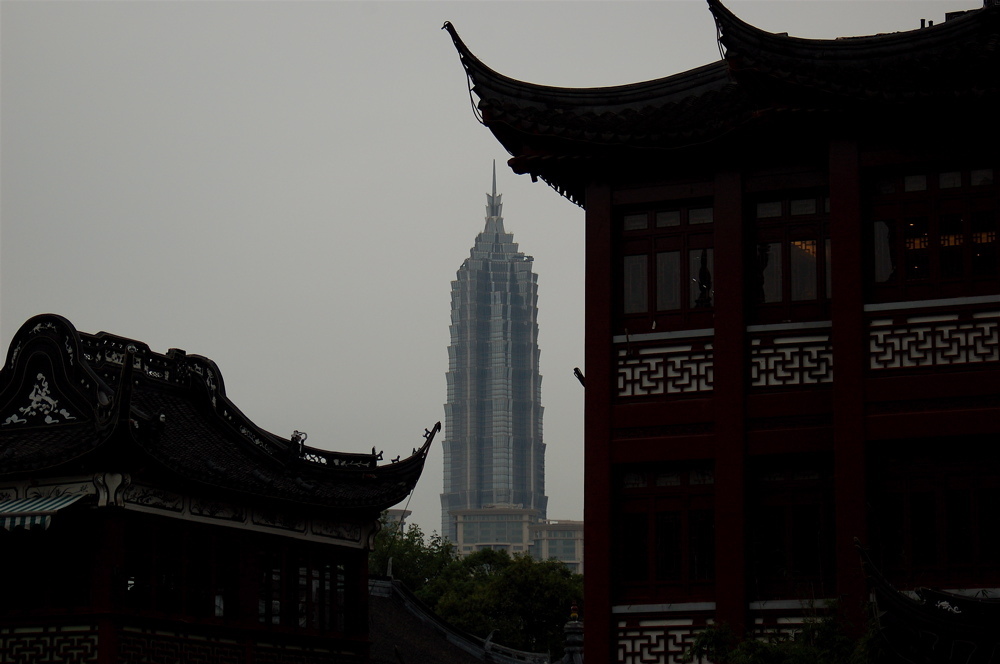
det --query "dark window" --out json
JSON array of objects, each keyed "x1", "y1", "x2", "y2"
[
  {"x1": 613, "y1": 462, "x2": 715, "y2": 602},
  {"x1": 1, "y1": 511, "x2": 96, "y2": 614},
  {"x1": 867, "y1": 167, "x2": 998, "y2": 302},
  {"x1": 751, "y1": 192, "x2": 831, "y2": 324},
  {"x1": 618, "y1": 200, "x2": 714, "y2": 332},
  {"x1": 869, "y1": 437, "x2": 1000, "y2": 589},
  {"x1": 257, "y1": 548, "x2": 353, "y2": 634},
  {"x1": 747, "y1": 455, "x2": 835, "y2": 601}
]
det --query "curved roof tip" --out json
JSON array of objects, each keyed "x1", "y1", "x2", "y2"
[
  {"x1": 441, "y1": 21, "x2": 475, "y2": 70},
  {"x1": 417, "y1": 421, "x2": 441, "y2": 458}
]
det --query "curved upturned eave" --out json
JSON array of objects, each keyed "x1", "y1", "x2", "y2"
[
  {"x1": 443, "y1": 21, "x2": 731, "y2": 112},
  {"x1": 129, "y1": 413, "x2": 434, "y2": 512},
  {"x1": 708, "y1": 0, "x2": 993, "y2": 61}
]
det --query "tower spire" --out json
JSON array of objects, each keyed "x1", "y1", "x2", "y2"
[{"x1": 485, "y1": 160, "x2": 503, "y2": 221}]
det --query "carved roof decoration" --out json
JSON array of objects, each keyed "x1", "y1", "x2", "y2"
[
  {"x1": 444, "y1": 1, "x2": 1000, "y2": 205},
  {"x1": 0, "y1": 314, "x2": 436, "y2": 513}
]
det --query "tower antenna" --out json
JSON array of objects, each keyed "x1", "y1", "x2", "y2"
[{"x1": 485, "y1": 161, "x2": 503, "y2": 220}]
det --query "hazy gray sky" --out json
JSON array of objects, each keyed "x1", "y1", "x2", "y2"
[{"x1": 1, "y1": 0, "x2": 973, "y2": 534}]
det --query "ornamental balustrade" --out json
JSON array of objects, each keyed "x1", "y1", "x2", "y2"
[
  {"x1": 867, "y1": 299, "x2": 999, "y2": 371},
  {"x1": 615, "y1": 297, "x2": 998, "y2": 399},
  {"x1": 615, "y1": 332, "x2": 714, "y2": 398},
  {"x1": 748, "y1": 324, "x2": 833, "y2": 387},
  {"x1": 615, "y1": 324, "x2": 836, "y2": 398},
  {"x1": 615, "y1": 606, "x2": 714, "y2": 664},
  {"x1": 0, "y1": 624, "x2": 98, "y2": 664},
  {"x1": 615, "y1": 600, "x2": 834, "y2": 664}
]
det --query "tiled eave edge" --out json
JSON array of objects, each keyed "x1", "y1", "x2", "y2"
[{"x1": 0, "y1": 475, "x2": 371, "y2": 549}]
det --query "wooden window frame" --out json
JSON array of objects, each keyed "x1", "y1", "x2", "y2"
[
  {"x1": 866, "y1": 166, "x2": 998, "y2": 303},
  {"x1": 617, "y1": 200, "x2": 715, "y2": 334},
  {"x1": 613, "y1": 463, "x2": 716, "y2": 603},
  {"x1": 750, "y1": 191, "x2": 832, "y2": 325}
]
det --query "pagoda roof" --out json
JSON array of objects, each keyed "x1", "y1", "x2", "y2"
[
  {"x1": 444, "y1": 1, "x2": 1000, "y2": 204},
  {"x1": 711, "y1": 0, "x2": 999, "y2": 108},
  {"x1": 0, "y1": 314, "x2": 436, "y2": 513}
]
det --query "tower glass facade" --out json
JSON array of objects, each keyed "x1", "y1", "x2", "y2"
[{"x1": 441, "y1": 168, "x2": 547, "y2": 544}]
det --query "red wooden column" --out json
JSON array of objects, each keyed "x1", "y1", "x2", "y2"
[
  {"x1": 711, "y1": 169, "x2": 747, "y2": 633},
  {"x1": 829, "y1": 138, "x2": 868, "y2": 630},
  {"x1": 238, "y1": 534, "x2": 260, "y2": 627},
  {"x1": 96, "y1": 511, "x2": 125, "y2": 664},
  {"x1": 583, "y1": 182, "x2": 614, "y2": 664},
  {"x1": 355, "y1": 545, "x2": 369, "y2": 639}
]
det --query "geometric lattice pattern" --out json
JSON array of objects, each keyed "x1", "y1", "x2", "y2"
[
  {"x1": 617, "y1": 345, "x2": 714, "y2": 397},
  {"x1": 750, "y1": 334, "x2": 833, "y2": 387},
  {"x1": 0, "y1": 625, "x2": 98, "y2": 664},
  {"x1": 118, "y1": 632, "x2": 244, "y2": 664},
  {"x1": 617, "y1": 619, "x2": 711, "y2": 664},
  {"x1": 118, "y1": 635, "x2": 243, "y2": 664},
  {"x1": 870, "y1": 317, "x2": 999, "y2": 369}
]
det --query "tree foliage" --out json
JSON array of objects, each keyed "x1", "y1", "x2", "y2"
[
  {"x1": 369, "y1": 518, "x2": 456, "y2": 594},
  {"x1": 420, "y1": 549, "x2": 583, "y2": 657},
  {"x1": 370, "y1": 518, "x2": 583, "y2": 659}
]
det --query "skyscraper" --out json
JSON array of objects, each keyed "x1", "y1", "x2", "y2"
[{"x1": 441, "y1": 166, "x2": 547, "y2": 549}]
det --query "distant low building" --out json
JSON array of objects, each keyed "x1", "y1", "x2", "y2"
[
  {"x1": 0, "y1": 314, "x2": 435, "y2": 664},
  {"x1": 452, "y1": 504, "x2": 541, "y2": 557},
  {"x1": 530, "y1": 520, "x2": 584, "y2": 574},
  {"x1": 384, "y1": 508, "x2": 413, "y2": 528}
]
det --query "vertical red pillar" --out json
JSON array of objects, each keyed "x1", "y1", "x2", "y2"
[
  {"x1": 711, "y1": 170, "x2": 747, "y2": 633},
  {"x1": 357, "y1": 545, "x2": 370, "y2": 640},
  {"x1": 96, "y1": 512, "x2": 125, "y2": 664},
  {"x1": 583, "y1": 182, "x2": 614, "y2": 664},
  {"x1": 829, "y1": 138, "x2": 868, "y2": 629},
  {"x1": 238, "y1": 536, "x2": 259, "y2": 627}
]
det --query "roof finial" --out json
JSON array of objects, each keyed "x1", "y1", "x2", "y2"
[{"x1": 485, "y1": 160, "x2": 503, "y2": 220}]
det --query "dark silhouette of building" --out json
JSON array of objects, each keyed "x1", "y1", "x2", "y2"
[
  {"x1": 446, "y1": 1, "x2": 999, "y2": 662},
  {"x1": 441, "y1": 166, "x2": 547, "y2": 551},
  {"x1": 368, "y1": 578, "x2": 548, "y2": 664},
  {"x1": 0, "y1": 314, "x2": 434, "y2": 663}
]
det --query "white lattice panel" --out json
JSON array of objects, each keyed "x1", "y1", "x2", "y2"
[
  {"x1": 617, "y1": 347, "x2": 714, "y2": 397},
  {"x1": 617, "y1": 620, "x2": 710, "y2": 664},
  {"x1": 750, "y1": 335, "x2": 833, "y2": 387},
  {"x1": 1, "y1": 625, "x2": 98, "y2": 664},
  {"x1": 752, "y1": 615, "x2": 808, "y2": 641},
  {"x1": 870, "y1": 317, "x2": 998, "y2": 369}
]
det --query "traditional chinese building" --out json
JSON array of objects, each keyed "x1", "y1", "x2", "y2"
[
  {"x1": 0, "y1": 313, "x2": 435, "y2": 663},
  {"x1": 445, "y1": 1, "x2": 999, "y2": 662}
]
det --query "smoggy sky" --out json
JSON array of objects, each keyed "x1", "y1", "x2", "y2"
[{"x1": 1, "y1": 0, "x2": 973, "y2": 535}]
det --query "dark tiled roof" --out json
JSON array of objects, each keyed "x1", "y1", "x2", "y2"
[
  {"x1": 444, "y1": 2, "x2": 1000, "y2": 204},
  {"x1": 0, "y1": 314, "x2": 434, "y2": 512},
  {"x1": 368, "y1": 578, "x2": 549, "y2": 664},
  {"x1": 709, "y1": 0, "x2": 1000, "y2": 107},
  {"x1": 443, "y1": 21, "x2": 753, "y2": 205}
]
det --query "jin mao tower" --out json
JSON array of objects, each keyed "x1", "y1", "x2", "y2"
[{"x1": 441, "y1": 166, "x2": 547, "y2": 551}]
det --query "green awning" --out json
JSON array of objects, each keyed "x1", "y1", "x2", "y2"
[{"x1": 0, "y1": 494, "x2": 85, "y2": 530}]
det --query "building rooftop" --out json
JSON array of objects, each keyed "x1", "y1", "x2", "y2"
[
  {"x1": 0, "y1": 314, "x2": 435, "y2": 514},
  {"x1": 444, "y1": 0, "x2": 1000, "y2": 204}
]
